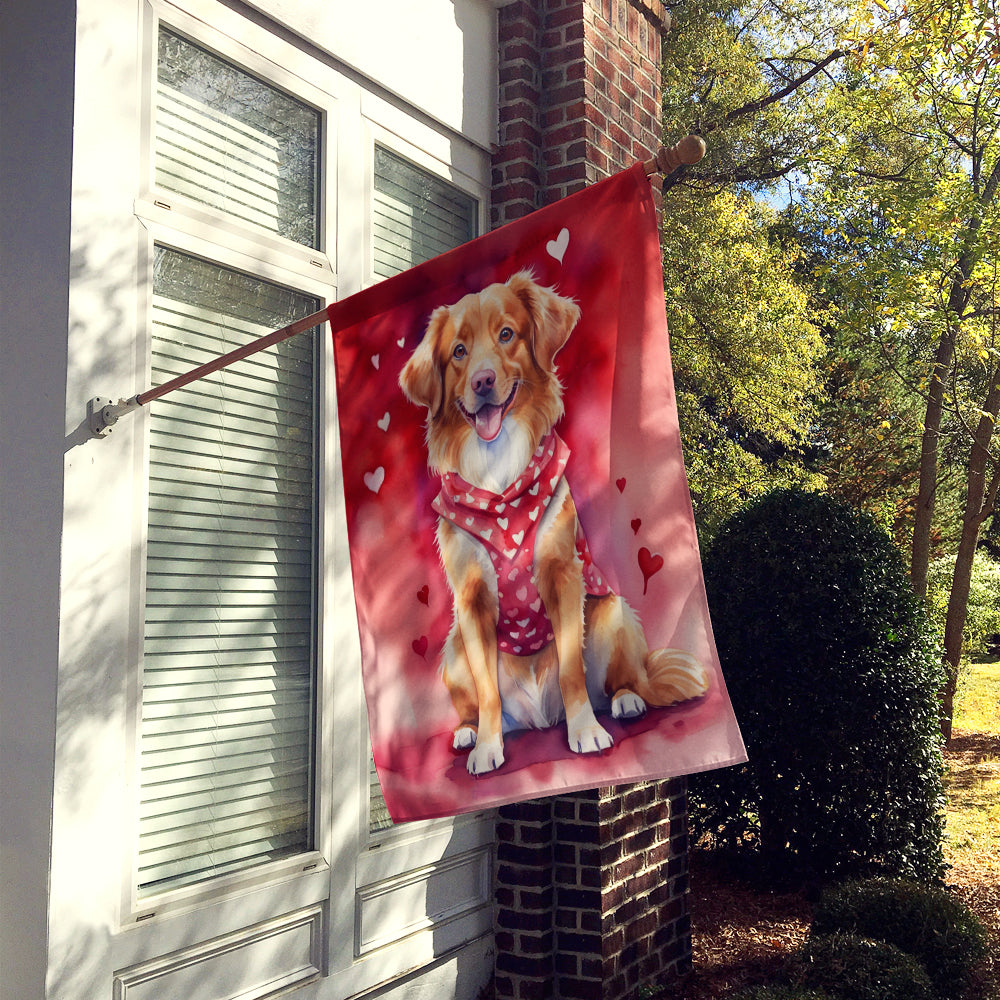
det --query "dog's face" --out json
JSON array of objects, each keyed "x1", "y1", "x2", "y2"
[{"x1": 400, "y1": 271, "x2": 580, "y2": 482}]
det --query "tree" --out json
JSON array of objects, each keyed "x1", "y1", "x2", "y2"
[
  {"x1": 659, "y1": 1, "x2": 846, "y2": 539},
  {"x1": 800, "y1": 0, "x2": 1000, "y2": 736},
  {"x1": 662, "y1": 188, "x2": 825, "y2": 539}
]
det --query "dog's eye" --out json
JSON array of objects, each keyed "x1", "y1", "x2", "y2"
[
  {"x1": 452, "y1": 343, "x2": 467, "y2": 360},
  {"x1": 498, "y1": 327, "x2": 514, "y2": 343}
]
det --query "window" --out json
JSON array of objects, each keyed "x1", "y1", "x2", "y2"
[
  {"x1": 155, "y1": 28, "x2": 320, "y2": 247},
  {"x1": 139, "y1": 248, "x2": 319, "y2": 895},
  {"x1": 136, "y1": 26, "x2": 323, "y2": 897},
  {"x1": 367, "y1": 146, "x2": 478, "y2": 833}
]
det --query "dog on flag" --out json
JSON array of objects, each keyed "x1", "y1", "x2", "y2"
[{"x1": 400, "y1": 271, "x2": 709, "y2": 775}]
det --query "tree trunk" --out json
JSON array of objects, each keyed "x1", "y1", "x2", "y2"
[
  {"x1": 940, "y1": 374, "x2": 1000, "y2": 741},
  {"x1": 910, "y1": 330, "x2": 955, "y2": 598}
]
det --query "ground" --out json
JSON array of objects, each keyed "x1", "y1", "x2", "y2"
[{"x1": 675, "y1": 728, "x2": 1000, "y2": 999}]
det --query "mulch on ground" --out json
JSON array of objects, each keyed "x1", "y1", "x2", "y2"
[{"x1": 675, "y1": 733, "x2": 1000, "y2": 999}]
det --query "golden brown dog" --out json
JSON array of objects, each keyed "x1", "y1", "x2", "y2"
[{"x1": 400, "y1": 271, "x2": 709, "y2": 775}]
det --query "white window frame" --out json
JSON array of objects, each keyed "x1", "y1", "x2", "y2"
[{"x1": 111, "y1": 0, "x2": 495, "y2": 992}]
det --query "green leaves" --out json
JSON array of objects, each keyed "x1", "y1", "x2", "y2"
[{"x1": 692, "y1": 489, "x2": 947, "y2": 882}]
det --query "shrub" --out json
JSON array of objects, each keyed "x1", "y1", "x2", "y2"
[
  {"x1": 811, "y1": 878, "x2": 988, "y2": 999},
  {"x1": 691, "y1": 489, "x2": 946, "y2": 882},
  {"x1": 792, "y1": 933, "x2": 934, "y2": 1000}
]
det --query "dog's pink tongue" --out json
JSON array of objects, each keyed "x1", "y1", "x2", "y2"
[{"x1": 475, "y1": 404, "x2": 503, "y2": 441}]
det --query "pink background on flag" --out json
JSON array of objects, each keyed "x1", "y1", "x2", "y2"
[{"x1": 331, "y1": 164, "x2": 745, "y2": 821}]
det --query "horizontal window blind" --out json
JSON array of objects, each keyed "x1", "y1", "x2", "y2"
[
  {"x1": 139, "y1": 247, "x2": 318, "y2": 895},
  {"x1": 156, "y1": 27, "x2": 320, "y2": 248},
  {"x1": 372, "y1": 146, "x2": 477, "y2": 280},
  {"x1": 368, "y1": 148, "x2": 477, "y2": 833}
]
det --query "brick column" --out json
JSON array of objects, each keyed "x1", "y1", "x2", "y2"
[{"x1": 491, "y1": 3, "x2": 692, "y2": 999}]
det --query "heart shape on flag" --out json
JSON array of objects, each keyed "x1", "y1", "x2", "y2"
[
  {"x1": 417, "y1": 585, "x2": 429, "y2": 605},
  {"x1": 412, "y1": 635, "x2": 428, "y2": 658},
  {"x1": 364, "y1": 467, "x2": 385, "y2": 493},
  {"x1": 638, "y1": 546, "x2": 664, "y2": 595},
  {"x1": 546, "y1": 227, "x2": 570, "y2": 264},
  {"x1": 377, "y1": 412, "x2": 390, "y2": 432}
]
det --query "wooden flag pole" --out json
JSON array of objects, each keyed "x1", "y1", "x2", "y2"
[{"x1": 88, "y1": 138, "x2": 705, "y2": 437}]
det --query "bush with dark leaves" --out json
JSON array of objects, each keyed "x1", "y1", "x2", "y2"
[
  {"x1": 691, "y1": 489, "x2": 946, "y2": 882},
  {"x1": 812, "y1": 878, "x2": 987, "y2": 998}
]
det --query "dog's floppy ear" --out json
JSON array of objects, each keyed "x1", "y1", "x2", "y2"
[
  {"x1": 399, "y1": 306, "x2": 449, "y2": 415},
  {"x1": 507, "y1": 270, "x2": 581, "y2": 371}
]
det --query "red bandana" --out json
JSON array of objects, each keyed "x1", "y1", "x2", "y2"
[{"x1": 432, "y1": 432, "x2": 612, "y2": 655}]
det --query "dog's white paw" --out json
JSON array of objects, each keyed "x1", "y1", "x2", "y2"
[
  {"x1": 467, "y1": 735, "x2": 504, "y2": 775},
  {"x1": 453, "y1": 726, "x2": 477, "y2": 750},
  {"x1": 612, "y1": 690, "x2": 647, "y2": 720},
  {"x1": 568, "y1": 719, "x2": 614, "y2": 754}
]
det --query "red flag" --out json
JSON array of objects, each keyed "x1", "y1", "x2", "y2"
[{"x1": 331, "y1": 164, "x2": 745, "y2": 822}]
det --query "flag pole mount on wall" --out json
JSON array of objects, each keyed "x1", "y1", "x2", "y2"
[{"x1": 86, "y1": 135, "x2": 705, "y2": 439}]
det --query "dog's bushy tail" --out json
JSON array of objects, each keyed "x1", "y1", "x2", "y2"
[{"x1": 639, "y1": 648, "x2": 710, "y2": 707}]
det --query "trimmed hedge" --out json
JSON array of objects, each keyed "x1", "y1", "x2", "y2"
[
  {"x1": 792, "y1": 933, "x2": 934, "y2": 1000},
  {"x1": 692, "y1": 489, "x2": 946, "y2": 881},
  {"x1": 811, "y1": 878, "x2": 988, "y2": 998}
]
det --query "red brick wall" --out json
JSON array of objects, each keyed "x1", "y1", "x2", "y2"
[
  {"x1": 490, "y1": 8, "x2": 689, "y2": 997},
  {"x1": 492, "y1": 0, "x2": 668, "y2": 227}
]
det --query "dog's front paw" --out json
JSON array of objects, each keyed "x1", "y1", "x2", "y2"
[
  {"x1": 567, "y1": 715, "x2": 614, "y2": 754},
  {"x1": 453, "y1": 725, "x2": 477, "y2": 750},
  {"x1": 467, "y1": 734, "x2": 505, "y2": 775},
  {"x1": 612, "y1": 689, "x2": 647, "y2": 720}
]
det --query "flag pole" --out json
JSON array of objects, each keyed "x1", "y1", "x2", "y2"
[{"x1": 88, "y1": 137, "x2": 705, "y2": 438}]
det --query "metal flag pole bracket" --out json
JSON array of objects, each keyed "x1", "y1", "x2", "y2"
[{"x1": 88, "y1": 395, "x2": 141, "y2": 438}]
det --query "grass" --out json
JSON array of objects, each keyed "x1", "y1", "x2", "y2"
[{"x1": 945, "y1": 660, "x2": 1000, "y2": 867}]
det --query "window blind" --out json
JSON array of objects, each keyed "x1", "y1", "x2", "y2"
[
  {"x1": 368, "y1": 148, "x2": 477, "y2": 832},
  {"x1": 156, "y1": 28, "x2": 320, "y2": 249},
  {"x1": 138, "y1": 248, "x2": 318, "y2": 895}
]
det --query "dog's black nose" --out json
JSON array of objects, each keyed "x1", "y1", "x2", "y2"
[{"x1": 471, "y1": 368, "x2": 496, "y2": 397}]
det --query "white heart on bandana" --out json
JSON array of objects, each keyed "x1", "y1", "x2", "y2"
[
  {"x1": 512, "y1": 529, "x2": 525, "y2": 545},
  {"x1": 530, "y1": 598, "x2": 542, "y2": 612},
  {"x1": 496, "y1": 503, "x2": 506, "y2": 513},
  {"x1": 504, "y1": 548, "x2": 516, "y2": 559},
  {"x1": 466, "y1": 517, "x2": 475, "y2": 526},
  {"x1": 481, "y1": 528, "x2": 493, "y2": 541},
  {"x1": 498, "y1": 517, "x2": 509, "y2": 530},
  {"x1": 517, "y1": 618, "x2": 530, "y2": 628},
  {"x1": 529, "y1": 483, "x2": 540, "y2": 496},
  {"x1": 516, "y1": 586, "x2": 529, "y2": 602},
  {"x1": 528, "y1": 507, "x2": 540, "y2": 522}
]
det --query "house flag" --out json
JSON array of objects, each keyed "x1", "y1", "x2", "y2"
[{"x1": 330, "y1": 163, "x2": 746, "y2": 822}]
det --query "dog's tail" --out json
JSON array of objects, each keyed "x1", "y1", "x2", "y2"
[{"x1": 635, "y1": 648, "x2": 710, "y2": 707}]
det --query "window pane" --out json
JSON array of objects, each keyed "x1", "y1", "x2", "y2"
[
  {"x1": 372, "y1": 146, "x2": 477, "y2": 279},
  {"x1": 138, "y1": 247, "x2": 318, "y2": 895},
  {"x1": 369, "y1": 149, "x2": 478, "y2": 832},
  {"x1": 156, "y1": 28, "x2": 320, "y2": 248}
]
